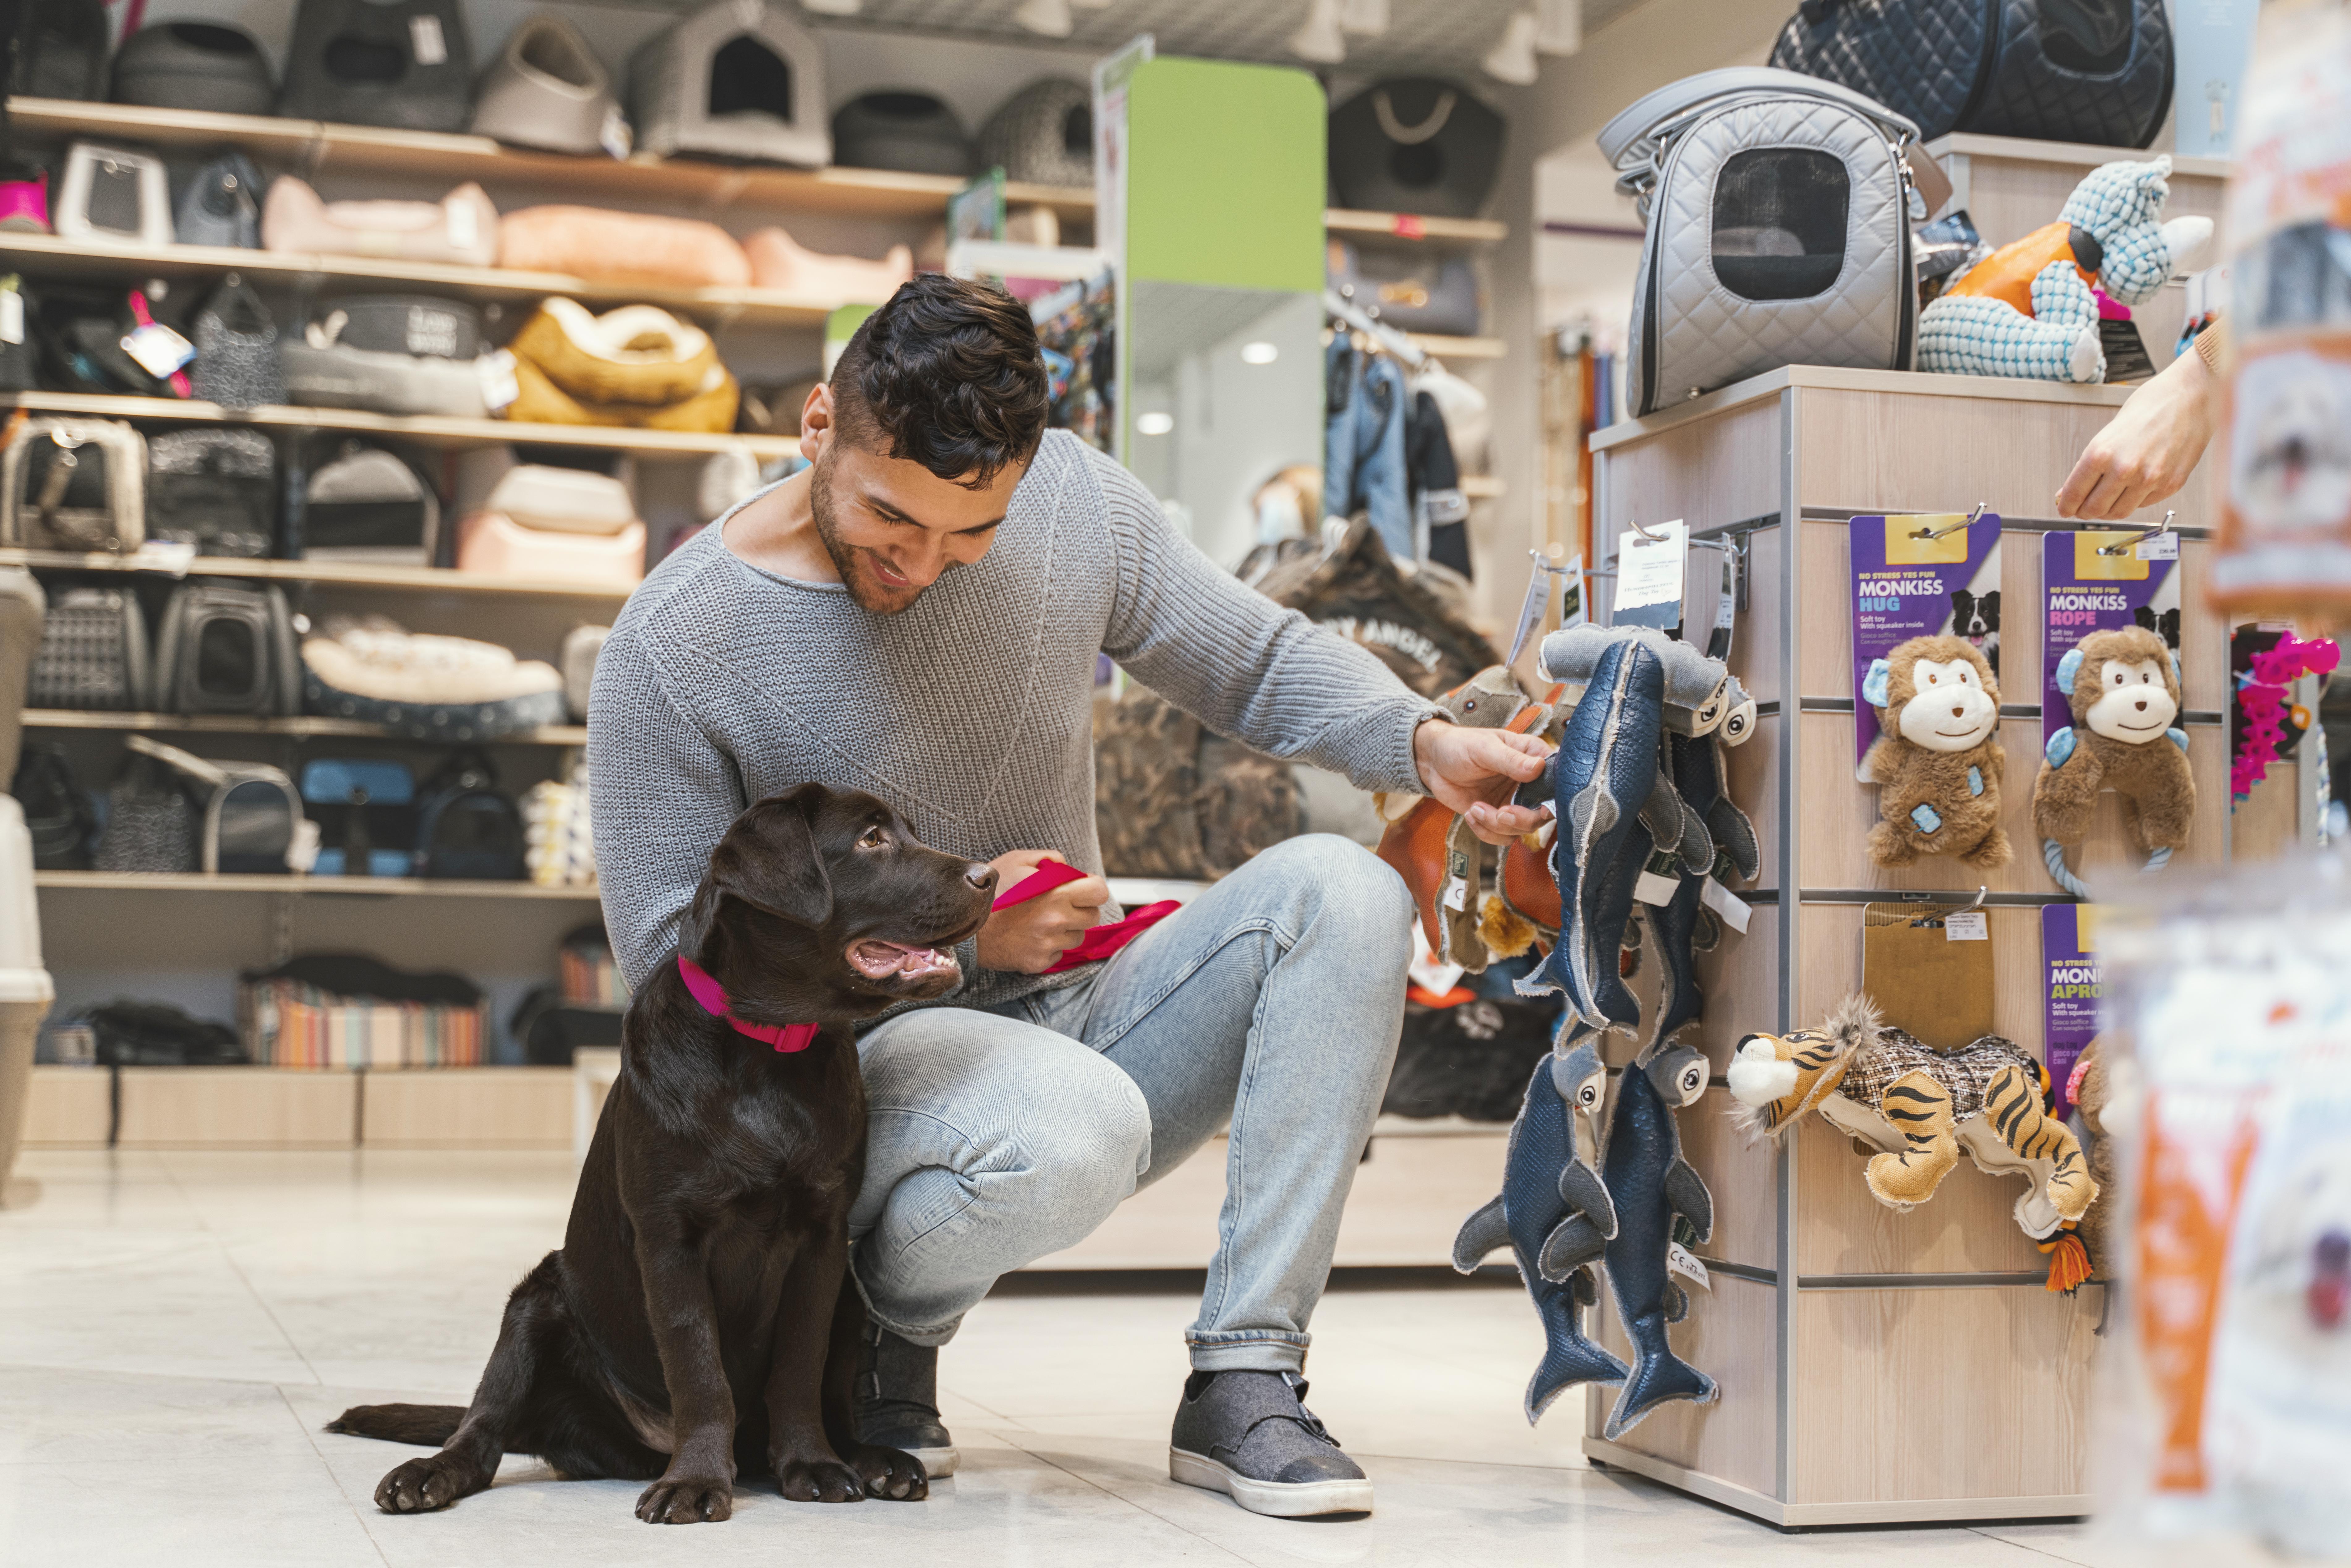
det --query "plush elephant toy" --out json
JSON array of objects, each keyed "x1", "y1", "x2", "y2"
[{"x1": 1918, "y1": 156, "x2": 2214, "y2": 383}]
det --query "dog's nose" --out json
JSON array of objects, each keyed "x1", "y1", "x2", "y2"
[{"x1": 965, "y1": 863, "x2": 998, "y2": 893}]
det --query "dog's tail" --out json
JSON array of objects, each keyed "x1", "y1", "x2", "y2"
[{"x1": 326, "y1": 1403, "x2": 466, "y2": 1447}]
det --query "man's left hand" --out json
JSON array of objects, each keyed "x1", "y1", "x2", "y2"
[{"x1": 1413, "y1": 719, "x2": 1552, "y2": 845}]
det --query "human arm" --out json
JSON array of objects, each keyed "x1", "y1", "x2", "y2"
[
  {"x1": 1091, "y1": 451, "x2": 1542, "y2": 839},
  {"x1": 587, "y1": 626, "x2": 748, "y2": 991},
  {"x1": 2055, "y1": 326, "x2": 2222, "y2": 520}
]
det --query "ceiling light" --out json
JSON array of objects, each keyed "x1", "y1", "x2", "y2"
[
  {"x1": 1240, "y1": 341, "x2": 1279, "y2": 364},
  {"x1": 1014, "y1": 0, "x2": 1074, "y2": 36},
  {"x1": 1482, "y1": 9, "x2": 1539, "y2": 84},
  {"x1": 1288, "y1": 0, "x2": 1346, "y2": 63},
  {"x1": 1137, "y1": 411, "x2": 1174, "y2": 435}
]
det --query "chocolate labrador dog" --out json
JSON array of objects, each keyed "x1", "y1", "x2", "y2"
[{"x1": 327, "y1": 784, "x2": 997, "y2": 1523}]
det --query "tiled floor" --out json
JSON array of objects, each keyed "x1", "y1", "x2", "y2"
[{"x1": 0, "y1": 1148, "x2": 2128, "y2": 1567}]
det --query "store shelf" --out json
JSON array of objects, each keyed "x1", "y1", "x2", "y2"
[
  {"x1": 0, "y1": 231, "x2": 851, "y2": 328},
  {"x1": 0, "y1": 545, "x2": 635, "y2": 599},
  {"x1": 0, "y1": 390, "x2": 798, "y2": 460},
  {"x1": 2, "y1": 96, "x2": 1096, "y2": 219},
  {"x1": 35, "y1": 870, "x2": 598, "y2": 897},
  {"x1": 1408, "y1": 333, "x2": 1507, "y2": 360},
  {"x1": 1324, "y1": 209, "x2": 1508, "y2": 245},
  {"x1": 22, "y1": 709, "x2": 589, "y2": 745}
]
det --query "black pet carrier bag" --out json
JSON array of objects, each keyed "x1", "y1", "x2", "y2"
[
  {"x1": 413, "y1": 750, "x2": 525, "y2": 880},
  {"x1": 1327, "y1": 78, "x2": 1506, "y2": 220},
  {"x1": 28, "y1": 584, "x2": 149, "y2": 710},
  {"x1": 145, "y1": 428, "x2": 277, "y2": 559},
  {"x1": 1769, "y1": 0, "x2": 2173, "y2": 147},
  {"x1": 276, "y1": 0, "x2": 474, "y2": 132},
  {"x1": 151, "y1": 580, "x2": 302, "y2": 717}
]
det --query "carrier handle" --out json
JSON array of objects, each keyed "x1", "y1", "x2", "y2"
[{"x1": 1597, "y1": 65, "x2": 1923, "y2": 176}]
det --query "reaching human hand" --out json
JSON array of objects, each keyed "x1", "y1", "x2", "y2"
[
  {"x1": 975, "y1": 850, "x2": 1107, "y2": 974},
  {"x1": 2056, "y1": 345, "x2": 2219, "y2": 521},
  {"x1": 1413, "y1": 718, "x2": 1553, "y2": 846}
]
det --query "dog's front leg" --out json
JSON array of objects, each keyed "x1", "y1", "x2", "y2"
[
  {"x1": 632, "y1": 1230, "x2": 738, "y2": 1524},
  {"x1": 764, "y1": 1232, "x2": 924, "y2": 1502}
]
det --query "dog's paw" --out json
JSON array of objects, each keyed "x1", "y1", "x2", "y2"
[
  {"x1": 774, "y1": 1455, "x2": 868, "y2": 1504},
  {"x1": 635, "y1": 1472, "x2": 735, "y2": 1524},
  {"x1": 845, "y1": 1442, "x2": 929, "y2": 1502},
  {"x1": 374, "y1": 1455, "x2": 485, "y2": 1514}
]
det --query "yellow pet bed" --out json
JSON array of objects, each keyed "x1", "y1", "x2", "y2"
[{"x1": 504, "y1": 298, "x2": 739, "y2": 432}]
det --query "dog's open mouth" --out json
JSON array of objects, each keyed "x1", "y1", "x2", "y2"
[{"x1": 847, "y1": 940, "x2": 960, "y2": 981}]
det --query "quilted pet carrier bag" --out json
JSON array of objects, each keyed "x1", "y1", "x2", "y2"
[
  {"x1": 1770, "y1": 0, "x2": 2171, "y2": 148},
  {"x1": 1601, "y1": 67, "x2": 1922, "y2": 418},
  {"x1": 28, "y1": 584, "x2": 149, "y2": 710},
  {"x1": 151, "y1": 580, "x2": 301, "y2": 717}
]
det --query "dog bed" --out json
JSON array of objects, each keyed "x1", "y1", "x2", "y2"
[
  {"x1": 743, "y1": 226, "x2": 912, "y2": 303},
  {"x1": 497, "y1": 206, "x2": 751, "y2": 289},
  {"x1": 302, "y1": 617, "x2": 566, "y2": 740},
  {"x1": 262, "y1": 177, "x2": 499, "y2": 267}
]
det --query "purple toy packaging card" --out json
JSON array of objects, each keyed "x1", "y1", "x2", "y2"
[
  {"x1": 2041, "y1": 527, "x2": 2181, "y2": 750},
  {"x1": 2042, "y1": 901, "x2": 2102, "y2": 1119},
  {"x1": 1849, "y1": 512, "x2": 2004, "y2": 776}
]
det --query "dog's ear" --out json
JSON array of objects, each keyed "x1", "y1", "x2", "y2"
[{"x1": 720, "y1": 786, "x2": 835, "y2": 928}]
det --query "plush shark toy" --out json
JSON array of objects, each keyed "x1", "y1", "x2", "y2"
[
  {"x1": 1453, "y1": 1033, "x2": 1627, "y2": 1421},
  {"x1": 1642, "y1": 731, "x2": 1761, "y2": 1057},
  {"x1": 1599, "y1": 1043, "x2": 1718, "y2": 1440}
]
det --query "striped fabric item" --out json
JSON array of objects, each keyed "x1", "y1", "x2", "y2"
[{"x1": 241, "y1": 978, "x2": 489, "y2": 1069}]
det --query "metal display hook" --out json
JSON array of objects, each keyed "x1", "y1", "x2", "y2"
[
  {"x1": 2095, "y1": 510, "x2": 2178, "y2": 555},
  {"x1": 1911, "y1": 886, "x2": 1988, "y2": 927},
  {"x1": 1910, "y1": 501, "x2": 1987, "y2": 541}
]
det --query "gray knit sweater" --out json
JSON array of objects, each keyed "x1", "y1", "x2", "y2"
[{"x1": 588, "y1": 430, "x2": 1439, "y2": 1010}]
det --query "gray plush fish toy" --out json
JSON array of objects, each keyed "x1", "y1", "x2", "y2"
[{"x1": 1596, "y1": 1042, "x2": 1718, "y2": 1440}]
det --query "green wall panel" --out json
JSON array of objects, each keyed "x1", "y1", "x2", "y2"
[{"x1": 1125, "y1": 57, "x2": 1324, "y2": 292}]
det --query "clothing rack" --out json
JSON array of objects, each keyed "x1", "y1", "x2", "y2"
[{"x1": 1323, "y1": 288, "x2": 1430, "y2": 369}]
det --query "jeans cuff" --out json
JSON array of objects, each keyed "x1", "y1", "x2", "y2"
[
  {"x1": 1185, "y1": 1330, "x2": 1310, "y2": 1373},
  {"x1": 850, "y1": 1258, "x2": 963, "y2": 1349}
]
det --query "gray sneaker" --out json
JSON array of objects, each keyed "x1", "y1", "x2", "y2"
[
  {"x1": 1168, "y1": 1370, "x2": 1373, "y2": 1517},
  {"x1": 852, "y1": 1320, "x2": 957, "y2": 1478}
]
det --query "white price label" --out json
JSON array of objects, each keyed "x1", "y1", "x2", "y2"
[
  {"x1": 1945, "y1": 909, "x2": 1989, "y2": 941},
  {"x1": 445, "y1": 197, "x2": 478, "y2": 254},
  {"x1": 2136, "y1": 532, "x2": 2179, "y2": 560},
  {"x1": 121, "y1": 322, "x2": 195, "y2": 378},
  {"x1": 1634, "y1": 869, "x2": 1681, "y2": 906},
  {"x1": 409, "y1": 14, "x2": 447, "y2": 64},
  {"x1": 1667, "y1": 1243, "x2": 1710, "y2": 1289},
  {"x1": 1614, "y1": 519, "x2": 1688, "y2": 611},
  {"x1": 1442, "y1": 874, "x2": 1468, "y2": 912},
  {"x1": 0, "y1": 290, "x2": 22, "y2": 346},
  {"x1": 130, "y1": 539, "x2": 196, "y2": 576},
  {"x1": 478, "y1": 348, "x2": 520, "y2": 413},
  {"x1": 1700, "y1": 876, "x2": 1752, "y2": 934}
]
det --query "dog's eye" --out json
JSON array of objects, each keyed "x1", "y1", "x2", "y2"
[{"x1": 857, "y1": 826, "x2": 888, "y2": 850}]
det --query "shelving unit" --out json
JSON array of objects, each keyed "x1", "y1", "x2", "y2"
[
  {"x1": 0, "y1": 390, "x2": 800, "y2": 459},
  {"x1": 34, "y1": 871, "x2": 597, "y2": 898},
  {"x1": 21, "y1": 710, "x2": 588, "y2": 744},
  {"x1": 1406, "y1": 333, "x2": 1508, "y2": 361},
  {"x1": 0, "y1": 543, "x2": 634, "y2": 598},
  {"x1": 1572, "y1": 361, "x2": 2286, "y2": 1528}
]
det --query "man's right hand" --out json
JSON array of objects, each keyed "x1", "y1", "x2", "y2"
[{"x1": 975, "y1": 850, "x2": 1108, "y2": 974}]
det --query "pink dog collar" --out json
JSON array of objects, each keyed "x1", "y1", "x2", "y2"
[{"x1": 677, "y1": 954, "x2": 818, "y2": 1052}]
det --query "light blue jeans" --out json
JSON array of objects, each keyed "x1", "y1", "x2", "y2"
[{"x1": 848, "y1": 834, "x2": 1414, "y2": 1372}]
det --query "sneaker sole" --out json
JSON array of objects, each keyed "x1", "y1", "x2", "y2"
[
  {"x1": 903, "y1": 1444, "x2": 958, "y2": 1479},
  {"x1": 1167, "y1": 1446, "x2": 1372, "y2": 1517}
]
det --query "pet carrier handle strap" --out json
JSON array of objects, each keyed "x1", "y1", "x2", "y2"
[
  {"x1": 126, "y1": 732, "x2": 228, "y2": 789},
  {"x1": 1597, "y1": 66, "x2": 1923, "y2": 174}
]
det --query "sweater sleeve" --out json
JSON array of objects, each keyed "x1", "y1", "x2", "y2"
[
  {"x1": 587, "y1": 624, "x2": 747, "y2": 992},
  {"x1": 1089, "y1": 447, "x2": 1439, "y2": 795}
]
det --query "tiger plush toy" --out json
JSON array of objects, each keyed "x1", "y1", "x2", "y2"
[{"x1": 1726, "y1": 993, "x2": 2097, "y2": 1238}]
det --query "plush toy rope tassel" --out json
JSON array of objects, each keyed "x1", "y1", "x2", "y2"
[{"x1": 2044, "y1": 837, "x2": 2172, "y2": 898}]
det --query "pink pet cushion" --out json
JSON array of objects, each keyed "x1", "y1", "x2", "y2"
[
  {"x1": 497, "y1": 206, "x2": 753, "y2": 290},
  {"x1": 261, "y1": 177, "x2": 499, "y2": 267},
  {"x1": 457, "y1": 511, "x2": 646, "y2": 588}
]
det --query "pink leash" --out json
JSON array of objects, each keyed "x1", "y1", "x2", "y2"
[
  {"x1": 676, "y1": 954, "x2": 818, "y2": 1052},
  {"x1": 994, "y1": 859, "x2": 1180, "y2": 974}
]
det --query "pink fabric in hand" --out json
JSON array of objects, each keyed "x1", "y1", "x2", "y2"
[{"x1": 994, "y1": 858, "x2": 1180, "y2": 974}]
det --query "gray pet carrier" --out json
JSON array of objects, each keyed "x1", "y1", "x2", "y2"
[
  {"x1": 976, "y1": 77, "x2": 1092, "y2": 189},
  {"x1": 1600, "y1": 67, "x2": 1923, "y2": 417},
  {"x1": 276, "y1": 0, "x2": 474, "y2": 132},
  {"x1": 29, "y1": 585, "x2": 149, "y2": 711},
  {"x1": 1, "y1": 417, "x2": 146, "y2": 553}
]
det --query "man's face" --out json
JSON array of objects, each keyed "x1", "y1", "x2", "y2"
[{"x1": 802, "y1": 383, "x2": 1024, "y2": 616}]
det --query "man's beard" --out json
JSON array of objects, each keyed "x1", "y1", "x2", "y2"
[{"x1": 810, "y1": 452, "x2": 929, "y2": 616}]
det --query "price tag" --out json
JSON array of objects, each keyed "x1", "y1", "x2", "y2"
[
  {"x1": 0, "y1": 289, "x2": 22, "y2": 346},
  {"x1": 2136, "y1": 532, "x2": 2179, "y2": 560},
  {"x1": 1614, "y1": 519, "x2": 1688, "y2": 612},
  {"x1": 120, "y1": 321, "x2": 195, "y2": 378},
  {"x1": 445, "y1": 197, "x2": 477, "y2": 254},
  {"x1": 599, "y1": 104, "x2": 634, "y2": 161},
  {"x1": 478, "y1": 348, "x2": 520, "y2": 413},
  {"x1": 409, "y1": 14, "x2": 447, "y2": 64},
  {"x1": 1667, "y1": 1243, "x2": 1710, "y2": 1289},
  {"x1": 1635, "y1": 868, "x2": 1681, "y2": 906},
  {"x1": 1442, "y1": 874, "x2": 1468, "y2": 912},
  {"x1": 1945, "y1": 909, "x2": 1989, "y2": 941},
  {"x1": 1701, "y1": 876, "x2": 1752, "y2": 934},
  {"x1": 130, "y1": 539, "x2": 195, "y2": 576}
]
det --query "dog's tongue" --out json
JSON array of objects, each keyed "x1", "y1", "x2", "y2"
[{"x1": 849, "y1": 940, "x2": 957, "y2": 980}]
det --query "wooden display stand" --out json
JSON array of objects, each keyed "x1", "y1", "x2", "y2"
[{"x1": 1575, "y1": 363, "x2": 2304, "y2": 1527}]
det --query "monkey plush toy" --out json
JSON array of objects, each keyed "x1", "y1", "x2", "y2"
[
  {"x1": 2034, "y1": 625, "x2": 2193, "y2": 875},
  {"x1": 1861, "y1": 635, "x2": 2011, "y2": 869}
]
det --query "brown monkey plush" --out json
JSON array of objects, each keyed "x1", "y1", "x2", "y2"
[
  {"x1": 2033, "y1": 625, "x2": 2193, "y2": 864},
  {"x1": 1861, "y1": 635, "x2": 2011, "y2": 869}
]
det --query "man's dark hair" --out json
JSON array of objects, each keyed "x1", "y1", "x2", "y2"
[{"x1": 830, "y1": 274, "x2": 1051, "y2": 486}]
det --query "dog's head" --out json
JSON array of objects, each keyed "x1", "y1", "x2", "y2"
[{"x1": 681, "y1": 784, "x2": 998, "y2": 1022}]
